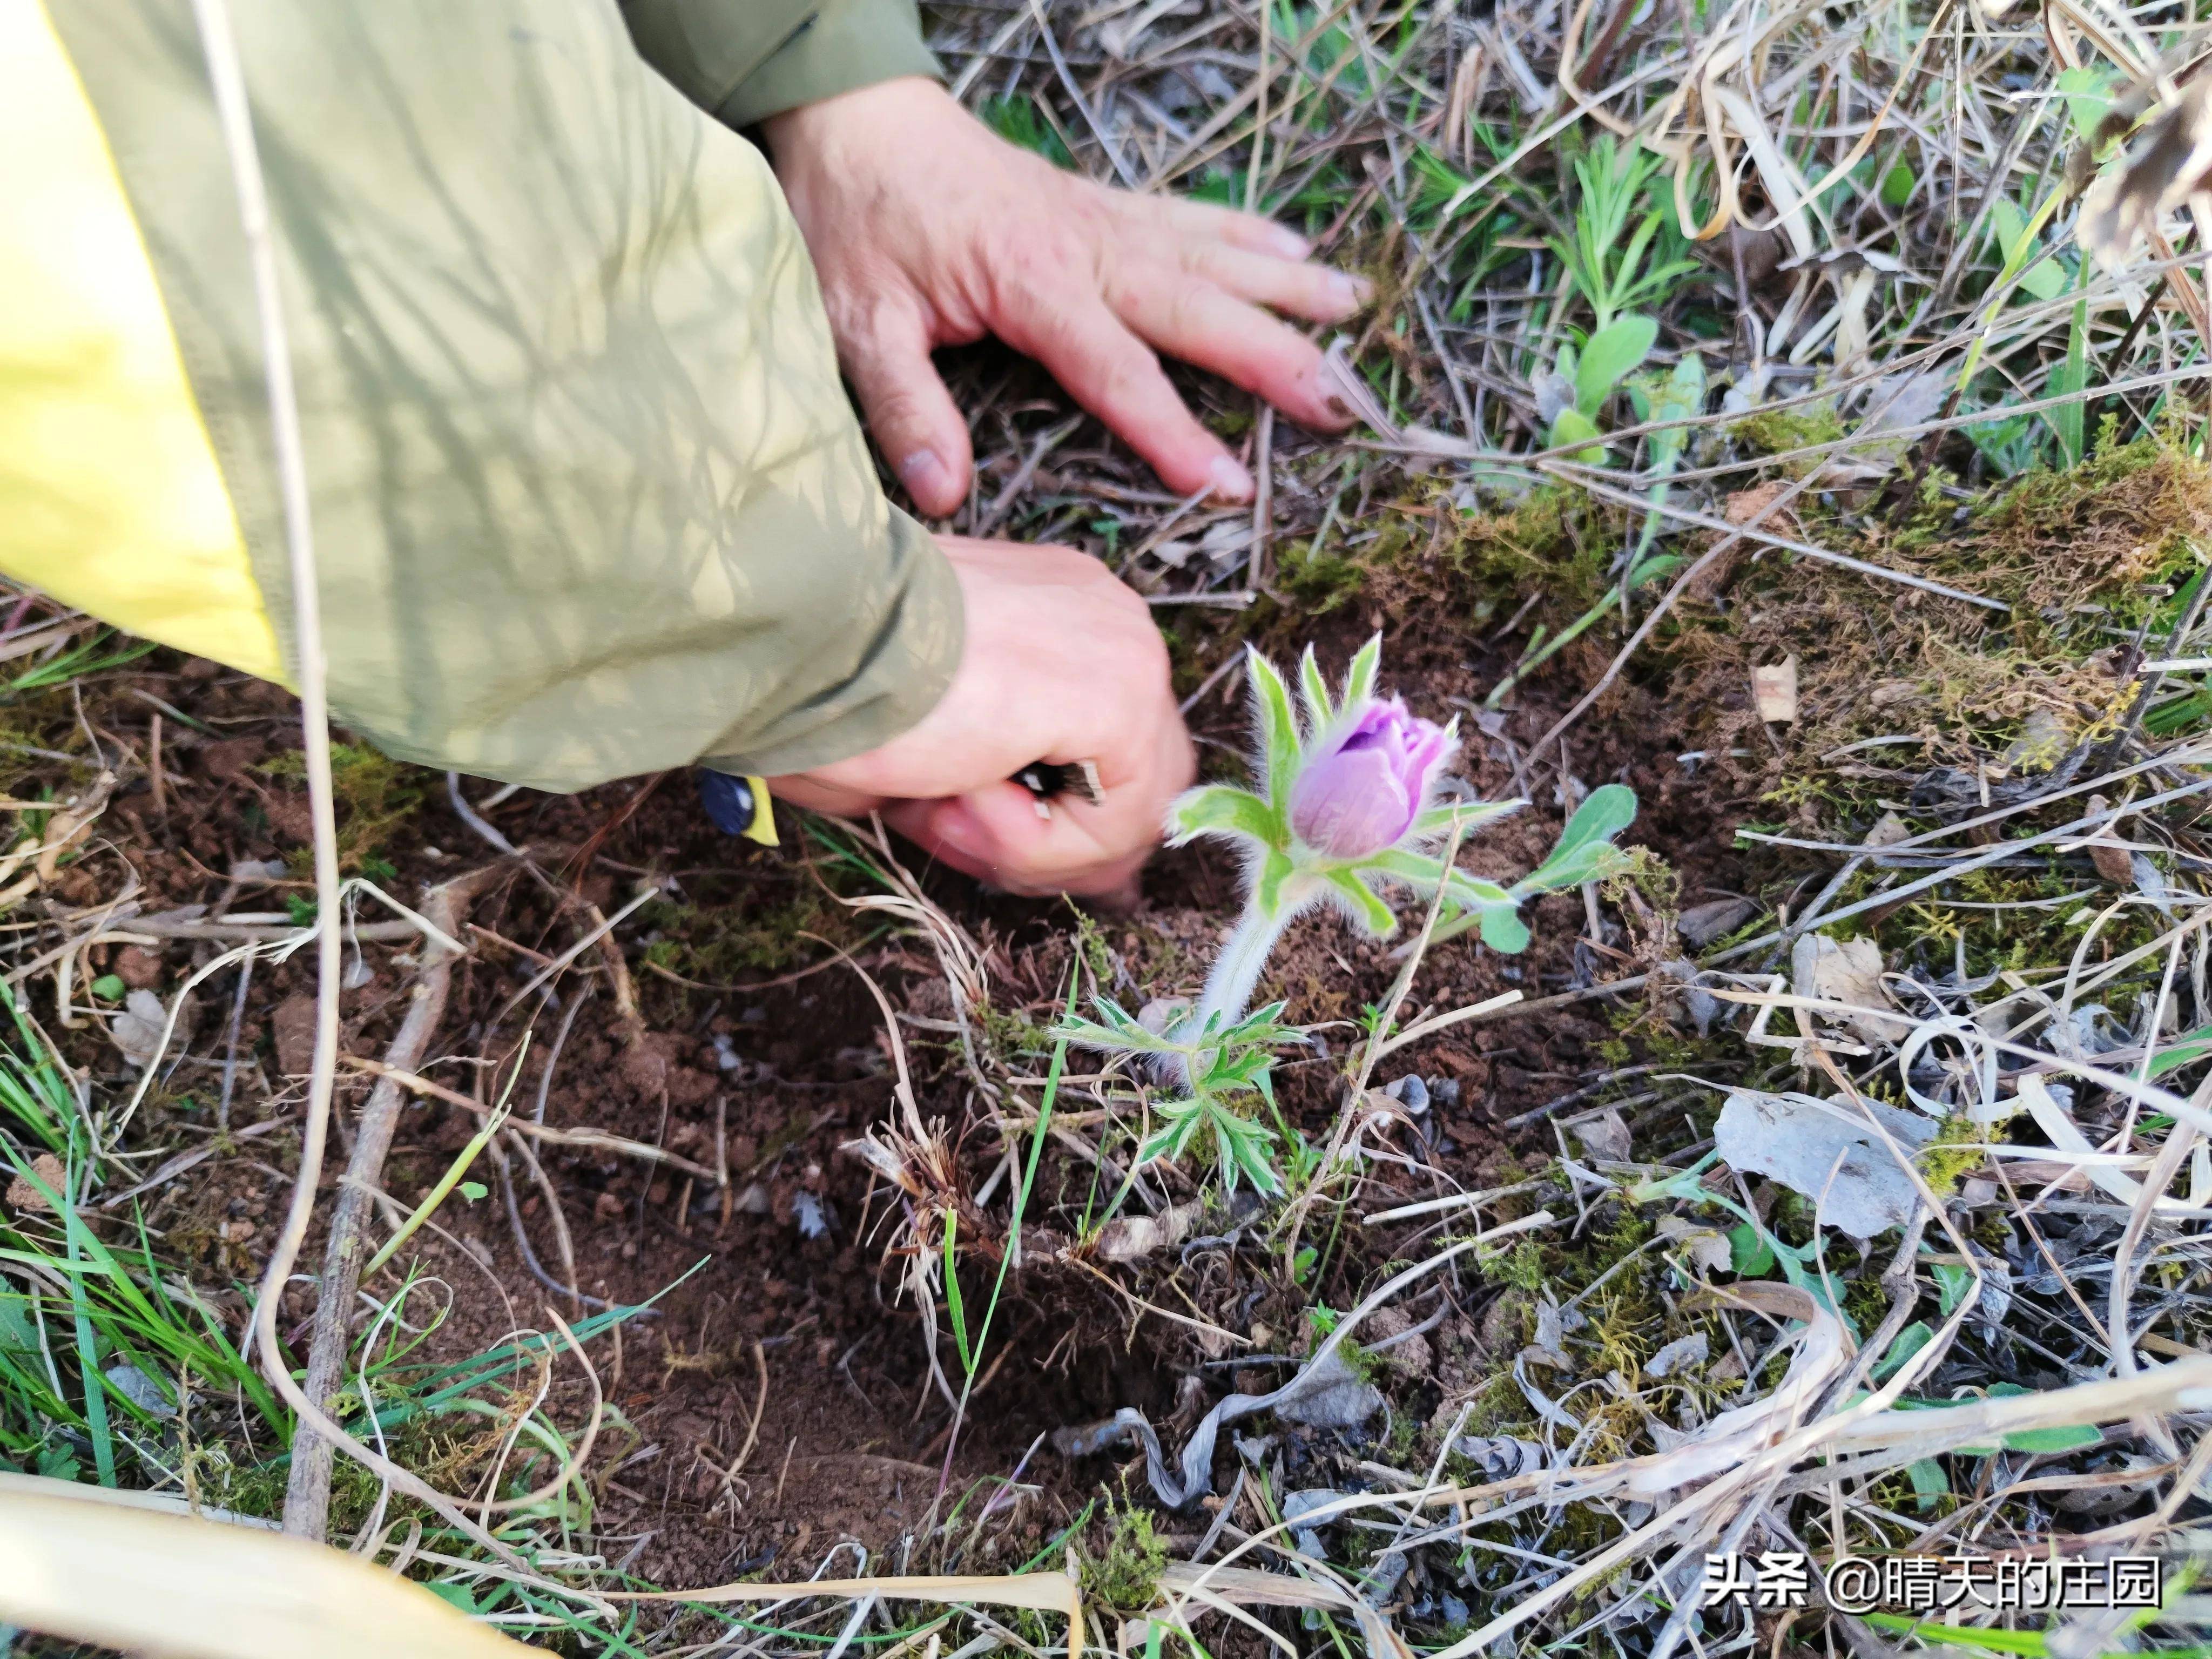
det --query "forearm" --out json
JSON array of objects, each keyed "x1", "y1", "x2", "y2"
[
  {"x1": 23, "y1": 0, "x2": 959, "y2": 791},
  {"x1": 618, "y1": 0, "x2": 941, "y2": 130}
]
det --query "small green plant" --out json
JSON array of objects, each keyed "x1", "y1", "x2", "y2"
[
  {"x1": 1541, "y1": 137, "x2": 1698, "y2": 458},
  {"x1": 1061, "y1": 644, "x2": 1635, "y2": 1197},
  {"x1": 1552, "y1": 138, "x2": 1701, "y2": 333},
  {"x1": 1493, "y1": 353, "x2": 1704, "y2": 705},
  {"x1": 979, "y1": 93, "x2": 1074, "y2": 169},
  {"x1": 1165, "y1": 639, "x2": 1638, "y2": 1036},
  {"x1": 1054, "y1": 999, "x2": 1299, "y2": 1193}
]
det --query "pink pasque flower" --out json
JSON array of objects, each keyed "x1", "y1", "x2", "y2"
[{"x1": 1287, "y1": 699, "x2": 1451, "y2": 860}]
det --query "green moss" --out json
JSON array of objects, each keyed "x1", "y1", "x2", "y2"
[
  {"x1": 639, "y1": 885, "x2": 846, "y2": 986},
  {"x1": 1447, "y1": 484, "x2": 1609, "y2": 612},
  {"x1": 1916, "y1": 1112, "x2": 1989, "y2": 1195},
  {"x1": 1448, "y1": 1371, "x2": 1531, "y2": 1443},
  {"x1": 1484, "y1": 1238, "x2": 1547, "y2": 1293},
  {"x1": 1277, "y1": 535, "x2": 1369, "y2": 611},
  {"x1": 1731, "y1": 399, "x2": 1846, "y2": 463},
  {"x1": 260, "y1": 741, "x2": 426, "y2": 870},
  {"x1": 1078, "y1": 1496, "x2": 1168, "y2": 1613}
]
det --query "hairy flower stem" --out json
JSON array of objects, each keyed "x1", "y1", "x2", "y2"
[{"x1": 1177, "y1": 902, "x2": 1296, "y2": 1084}]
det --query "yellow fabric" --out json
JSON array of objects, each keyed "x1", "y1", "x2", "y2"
[
  {"x1": 0, "y1": 0, "x2": 286, "y2": 684},
  {"x1": 740, "y1": 777, "x2": 779, "y2": 847}
]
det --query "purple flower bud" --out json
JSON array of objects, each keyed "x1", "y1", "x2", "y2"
[{"x1": 1287, "y1": 699, "x2": 1452, "y2": 860}]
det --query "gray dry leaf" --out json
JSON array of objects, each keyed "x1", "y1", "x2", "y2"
[
  {"x1": 1575, "y1": 1108, "x2": 1632, "y2": 1163},
  {"x1": 1452, "y1": 1434, "x2": 1548, "y2": 1479},
  {"x1": 1715, "y1": 1088, "x2": 1936, "y2": 1240},
  {"x1": 1644, "y1": 1332, "x2": 1709, "y2": 1380},
  {"x1": 1864, "y1": 811, "x2": 1911, "y2": 848},
  {"x1": 1678, "y1": 896, "x2": 1757, "y2": 948},
  {"x1": 1791, "y1": 933, "x2": 1908, "y2": 1044},
  {"x1": 103, "y1": 1363, "x2": 176, "y2": 1420},
  {"x1": 107, "y1": 989, "x2": 172, "y2": 1069},
  {"x1": 1532, "y1": 368, "x2": 1575, "y2": 427},
  {"x1": 1091, "y1": 1199, "x2": 1204, "y2": 1263},
  {"x1": 1053, "y1": 1344, "x2": 1381, "y2": 1509},
  {"x1": 2079, "y1": 73, "x2": 2212, "y2": 268},
  {"x1": 1656, "y1": 1213, "x2": 1732, "y2": 1273}
]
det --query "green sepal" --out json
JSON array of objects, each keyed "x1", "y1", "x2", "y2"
[
  {"x1": 1298, "y1": 643, "x2": 1334, "y2": 730},
  {"x1": 1411, "y1": 798, "x2": 1525, "y2": 839},
  {"x1": 1245, "y1": 650, "x2": 1301, "y2": 813},
  {"x1": 1339, "y1": 633, "x2": 1382, "y2": 713},
  {"x1": 1324, "y1": 869, "x2": 1398, "y2": 937},
  {"x1": 1168, "y1": 784, "x2": 1281, "y2": 848}
]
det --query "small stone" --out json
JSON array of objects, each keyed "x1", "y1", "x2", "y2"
[
  {"x1": 5, "y1": 1152, "x2": 66, "y2": 1212},
  {"x1": 1752, "y1": 656, "x2": 1799, "y2": 723},
  {"x1": 1386, "y1": 1075, "x2": 1430, "y2": 1113},
  {"x1": 114, "y1": 946, "x2": 165, "y2": 990}
]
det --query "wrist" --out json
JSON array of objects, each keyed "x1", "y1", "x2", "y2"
[{"x1": 759, "y1": 74, "x2": 948, "y2": 164}]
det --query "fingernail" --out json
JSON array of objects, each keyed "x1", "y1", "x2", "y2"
[
  {"x1": 1269, "y1": 226, "x2": 1312, "y2": 259},
  {"x1": 897, "y1": 449, "x2": 948, "y2": 501},
  {"x1": 1208, "y1": 455, "x2": 1255, "y2": 502},
  {"x1": 1331, "y1": 272, "x2": 1374, "y2": 309}
]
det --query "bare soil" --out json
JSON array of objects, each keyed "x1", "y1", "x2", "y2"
[{"x1": 46, "y1": 564, "x2": 1751, "y2": 1587}]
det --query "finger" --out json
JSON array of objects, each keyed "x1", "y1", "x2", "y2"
[
  {"x1": 887, "y1": 786, "x2": 1152, "y2": 898},
  {"x1": 840, "y1": 296, "x2": 973, "y2": 516},
  {"x1": 997, "y1": 293, "x2": 1253, "y2": 503},
  {"x1": 1175, "y1": 240, "x2": 1371, "y2": 323},
  {"x1": 884, "y1": 711, "x2": 1191, "y2": 897},
  {"x1": 764, "y1": 773, "x2": 888, "y2": 817},
  {"x1": 1143, "y1": 193, "x2": 1316, "y2": 260},
  {"x1": 1109, "y1": 273, "x2": 1350, "y2": 431}
]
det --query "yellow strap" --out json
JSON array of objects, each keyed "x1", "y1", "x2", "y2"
[
  {"x1": 740, "y1": 775, "x2": 779, "y2": 846},
  {"x1": 0, "y1": 1, "x2": 287, "y2": 685}
]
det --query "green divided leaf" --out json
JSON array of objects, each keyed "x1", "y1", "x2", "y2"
[
  {"x1": 1478, "y1": 903, "x2": 1532, "y2": 953},
  {"x1": 1516, "y1": 783, "x2": 1638, "y2": 893},
  {"x1": 1988, "y1": 197, "x2": 2067, "y2": 302}
]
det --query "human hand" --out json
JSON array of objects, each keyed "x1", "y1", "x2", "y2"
[
  {"x1": 768, "y1": 535, "x2": 1193, "y2": 897},
  {"x1": 762, "y1": 77, "x2": 1369, "y2": 516}
]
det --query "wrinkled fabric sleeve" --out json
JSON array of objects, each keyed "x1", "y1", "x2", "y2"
[
  {"x1": 48, "y1": 0, "x2": 961, "y2": 793},
  {"x1": 619, "y1": 0, "x2": 941, "y2": 129}
]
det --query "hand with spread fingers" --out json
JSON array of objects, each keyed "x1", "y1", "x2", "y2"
[
  {"x1": 762, "y1": 76, "x2": 1370, "y2": 515},
  {"x1": 767, "y1": 535, "x2": 1195, "y2": 898}
]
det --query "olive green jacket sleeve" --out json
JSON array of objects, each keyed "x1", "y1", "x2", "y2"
[
  {"x1": 44, "y1": 0, "x2": 960, "y2": 794},
  {"x1": 619, "y1": 0, "x2": 942, "y2": 129}
]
